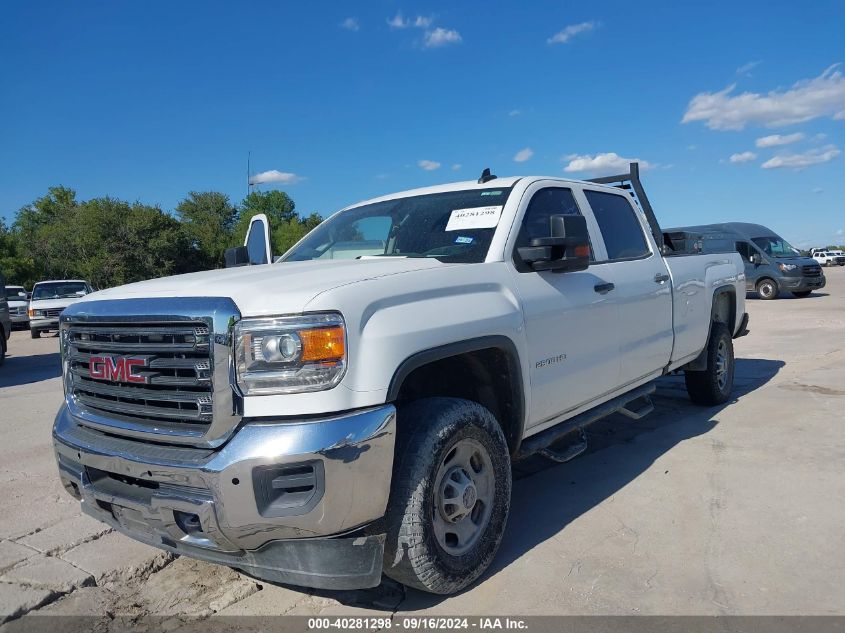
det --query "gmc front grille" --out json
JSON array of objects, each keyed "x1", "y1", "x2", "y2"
[{"x1": 67, "y1": 322, "x2": 214, "y2": 432}]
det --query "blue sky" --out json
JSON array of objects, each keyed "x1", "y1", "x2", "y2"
[{"x1": 1, "y1": 1, "x2": 843, "y2": 247}]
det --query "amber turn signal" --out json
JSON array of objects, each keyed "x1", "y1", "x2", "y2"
[{"x1": 299, "y1": 326, "x2": 345, "y2": 362}]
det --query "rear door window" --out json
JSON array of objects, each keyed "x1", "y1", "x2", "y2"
[{"x1": 583, "y1": 190, "x2": 650, "y2": 260}]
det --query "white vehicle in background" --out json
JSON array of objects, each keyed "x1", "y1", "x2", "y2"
[
  {"x1": 5, "y1": 285, "x2": 30, "y2": 330},
  {"x1": 29, "y1": 280, "x2": 94, "y2": 338},
  {"x1": 811, "y1": 251, "x2": 845, "y2": 267}
]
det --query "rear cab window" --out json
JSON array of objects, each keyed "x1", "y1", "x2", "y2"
[{"x1": 582, "y1": 189, "x2": 651, "y2": 261}]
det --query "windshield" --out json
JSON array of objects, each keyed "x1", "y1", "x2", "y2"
[
  {"x1": 4, "y1": 286, "x2": 26, "y2": 300},
  {"x1": 282, "y1": 187, "x2": 514, "y2": 264},
  {"x1": 752, "y1": 236, "x2": 801, "y2": 258},
  {"x1": 32, "y1": 282, "x2": 88, "y2": 301}
]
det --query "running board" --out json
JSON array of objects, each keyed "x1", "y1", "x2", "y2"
[
  {"x1": 515, "y1": 383, "x2": 657, "y2": 461},
  {"x1": 538, "y1": 428, "x2": 588, "y2": 463}
]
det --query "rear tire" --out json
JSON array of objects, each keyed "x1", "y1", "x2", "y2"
[
  {"x1": 792, "y1": 291, "x2": 812, "y2": 298},
  {"x1": 30, "y1": 328, "x2": 40, "y2": 339},
  {"x1": 382, "y1": 397, "x2": 511, "y2": 595},
  {"x1": 756, "y1": 278, "x2": 778, "y2": 300},
  {"x1": 685, "y1": 322, "x2": 735, "y2": 406}
]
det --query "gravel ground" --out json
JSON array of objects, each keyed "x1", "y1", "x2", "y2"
[{"x1": 1, "y1": 267, "x2": 843, "y2": 626}]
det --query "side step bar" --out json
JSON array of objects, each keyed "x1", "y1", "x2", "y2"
[{"x1": 515, "y1": 383, "x2": 656, "y2": 461}]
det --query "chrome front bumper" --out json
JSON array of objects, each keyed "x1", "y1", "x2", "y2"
[{"x1": 53, "y1": 403, "x2": 396, "y2": 589}]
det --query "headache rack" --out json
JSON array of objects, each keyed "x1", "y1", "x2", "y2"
[{"x1": 587, "y1": 162, "x2": 665, "y2": 251}]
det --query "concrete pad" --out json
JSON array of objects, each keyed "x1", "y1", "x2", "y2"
[
  {"x1": 1, "y1": 555, "x2": 94, "y2": 592},
  {"x1": 60, "y1": 531, "x2": 172, "y2": 583},
  {"x1": 18, "y1": 513, "x2": 111, "y2": 555},
  {"x1": 0, "y1": 583, "x2": 56, "y2": 624},
  {"x1": 0, "y1": 541, "x2": 37, "y2": 573},
  {"x1": 215, "y1": 582, "x2": 308, "y2": 616}
]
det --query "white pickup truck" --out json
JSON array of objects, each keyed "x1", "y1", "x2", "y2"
[{"x1": 53, "y1": 164, "x2": 748, "y2": 595}]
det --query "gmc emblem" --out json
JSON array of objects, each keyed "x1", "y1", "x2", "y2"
[{"x1": 89, "y1": 356, "x2": 148, "y2": 384}]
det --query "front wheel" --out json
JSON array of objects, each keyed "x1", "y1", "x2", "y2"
[
  {"x1": 685, "y1": 322, "x2": 735, "y2": 406},
  {"x1": 30, "y1": 328, "x2": 40, "y2": 339},
  {"x1": 383, "y1": 397, "x2": 511, "y2": 595},
  {"x1": 792, "y1": 291, "x2": 812, "y2": 298},
  {"x1": 756, "y1": 278, "x2": 778, "y2": 300}
]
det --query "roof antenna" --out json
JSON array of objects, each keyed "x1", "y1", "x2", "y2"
[{"x1": 478, "y1": 167, "x2": 497, "y2": 184}]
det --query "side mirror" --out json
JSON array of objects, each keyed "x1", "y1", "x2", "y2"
[
  {"x1": 225, "y1": 246, "x2": 250, "y2": 268},
  {"x1": 517, "y1": 214, "x2": 590, "y2": 273},
  {"x1": 750, "y1": 253, "x2": 762, "y2": 265}
]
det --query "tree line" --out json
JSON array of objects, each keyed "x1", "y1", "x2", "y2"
[{"x1": 0, "y1": 187, "x2": 321, "y2": 289}]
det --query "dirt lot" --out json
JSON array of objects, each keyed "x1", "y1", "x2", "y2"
[{"x1": 1, "y1": 267, "x2": 844, "y2": 624}]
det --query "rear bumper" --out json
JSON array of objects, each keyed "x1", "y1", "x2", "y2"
[{"x1": 53, "y1": 403, "x2": 396, "y2": 589}]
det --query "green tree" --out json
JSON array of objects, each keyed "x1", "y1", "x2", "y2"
[{"x1": 175, "y1": 191, "x2": 238, "y2": 270}]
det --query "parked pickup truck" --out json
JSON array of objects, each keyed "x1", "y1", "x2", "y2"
[{"x1": 53, "y1": 164, "x2": 748, "y2": 595}]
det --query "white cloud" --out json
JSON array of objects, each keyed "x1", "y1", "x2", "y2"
[
  {"x1": 508, "y1": 109, "x2": 522, "y2": 117},
  {"x1": 812, "y1": 187, "x2": 824, "y2": 194},
  {"x1": 414, "y1": 15, "x2": 433, "y2": 28},
  {"x1": 682, "y1": 65, "x2": 845, "y2": 130},
  {"x1": 451, "y1": 164, "x2": 462, "y2": 171},
  {"x1": 729, "y1": 151, "x2": 757, "y2": 163},
  {"x1": 838, "y1": 229, "x2": 844, "y2": 236},
  {"x1": 760, "y1": 145, "x2": 840, "y2": 170},
  {"x1": 687, "y1": 144, "x2": 697, "y2": 150},
  {"x1": 248, "y1": 170, "x2": 303, "y2": 185},
  {"x1": 424, "y1": 27, "x2": 462, "y2": 48},
  {"x1": 340, "y1": 17, "x2": 360, "y2": 31},
  {"x1": 756, "y1": 132, "x2": 805, "y2": 147},
  {"x1": 563, "y1": 152, "x2": 652, "y2": 174},
  {"x1": 513, "y1": 147, "x2": 534, "y2": 162},
  {"x1": 387, "y1": 12, "x2": 409, "y2": 28},
  {"x1": 547, "y1": 21, "x2": 597, "y2": 44},
  {"x1": 418, "y1": 159, "x2": 441, "y2": 171},
  {"x1": 736, "y1": 60, "x2": 761, "y2": 76}
]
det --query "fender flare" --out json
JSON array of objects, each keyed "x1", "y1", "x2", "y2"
[
  {"x1": 386, "y1": 335, "x2": 526, "y2": 453},
  {"x1": 685, "y1": 285, "x2": 736, "y2": 372}
]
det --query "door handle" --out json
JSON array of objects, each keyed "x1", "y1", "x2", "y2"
[
  {"x1": 654, "y1": 273, "x2": 670, "y2": 283},
  {"x1": 594, "y1": 282, "x2": 615, "y2": 294}
]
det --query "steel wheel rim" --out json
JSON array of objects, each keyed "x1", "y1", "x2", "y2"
[
  {"x1": 759, "y1": 282, "x2": 774, "y2": 298},
  {"x1": 432, "y1": 438, "x2": 494, "y2": 556},
  {"x1": 715, "y1": 339, "x2": 729, "y2": 391}
]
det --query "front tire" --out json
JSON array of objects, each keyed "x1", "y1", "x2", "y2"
[
  {"x1": 383, "y1": 397, "x2": 511, "y2": 595},
  {"x1": 30, "y1": 328, "x2": 40, "y2": 339},
  {"x1": 756, "y1": 278, "x2": 778, "y2": 300},
  {"x1": 685, "y1": 322, "x2": 735, "y2": 405}
]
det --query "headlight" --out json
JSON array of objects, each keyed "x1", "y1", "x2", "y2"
[
  {"x1": 28, "y1": 308, "x2": 44, "y2": 317},
  {"x1": 234, "y1": 313, "x2": 346, "y2": 395},
  {"x1": 777, "y1": 263, "x2": 798, "y2": 272}
]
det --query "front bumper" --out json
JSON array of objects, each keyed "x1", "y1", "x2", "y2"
[
  {"x1": 780, "y1": 275, "x2": 826, "y2": 291},
  {"x1": 10, "y1": 313, "x2": 29, "y2": 325},
  {"x1": 53, "y1": 403, "x2": 396, "y2": 589},
  {"x1": 30, "y1": 316, "x2": 59, "y2": 330}
]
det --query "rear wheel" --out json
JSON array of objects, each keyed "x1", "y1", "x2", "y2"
[
  {"x1": 792, "y1": 291, "x2": 812, "y2": 298},
  {"x1": 685, "y1": 322, "x2": 735, "y2": 405},
  {"x1": 382, "y1": 397, "x2": 511, "y2": 595},
  {"x1": 756, "y1": 278, "x2": 778, "y2": 300},
  {"x1": 30, "y1": 328, "x2": 40, "y2": 339}
]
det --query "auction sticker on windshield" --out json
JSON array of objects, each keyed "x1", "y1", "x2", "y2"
[{"x1": 445, "y1": 206, "x2": 503, "y2": 231}]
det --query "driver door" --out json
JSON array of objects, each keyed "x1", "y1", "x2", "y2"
[{"x1": 507, "y1": 183, "x2": 621, "y2": 429}]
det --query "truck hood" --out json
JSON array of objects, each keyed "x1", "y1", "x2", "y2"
[
  {"x1": 30, "y1": 296, "x2": 88, "y2": 310},
  {"x1": 86, "y1": 258, "x2": 448, "y2": 316},
  {"x1": 8, "y1": 299, "x2": 28, "y2": 309}
]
